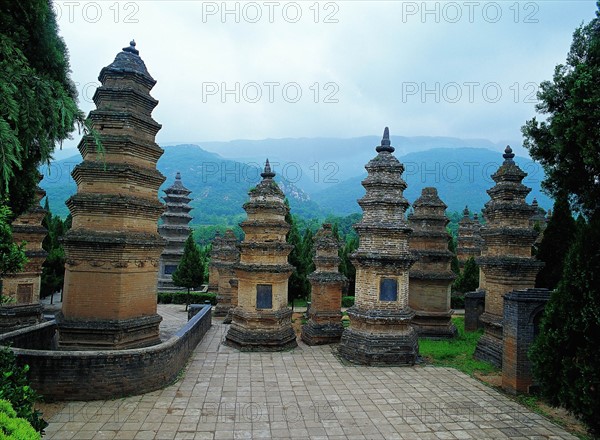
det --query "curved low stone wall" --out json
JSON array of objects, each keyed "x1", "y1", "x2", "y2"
[{"x1": 0, "y1": 305, "x2": 212, "y2": 401}]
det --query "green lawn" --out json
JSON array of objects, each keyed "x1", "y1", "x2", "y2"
[{"x1": 418, "y1": 317, "x2": 498, "y2": 376}]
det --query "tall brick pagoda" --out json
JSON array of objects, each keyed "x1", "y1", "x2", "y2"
[
  {"x1": 214, "y1": 229, "x2": 240, "y2": 318},
  {"x1": 157, "y1": 172, "x2": 192, "y2": 292},
  {"x1": 59, "y1": 41, "x2": 166, "y2": 349},
  {"x1": 0, "y1": 184, "x2": 47, "y2": 332},
  {"x1": 301, "y1": 223, "x2": 346, "y2": 345},
  {"x1": 225, "y1": 160, "x2": 297, "y2": 351},
  {"x1": 474, "y1": 146, "x2": 543, "y2": 366},
  {"x1": 339, "y1": 128, "x2": 418, "y2": 365},
  {"x1": 207, "y1": 232, "x2": 222, "y2": 292},
  {"x1": 456, "y1": 206, "x2": 483, "y2": 267},
  {"x1": 408, "y1": 187, "x2": 457, "y2": 339}
]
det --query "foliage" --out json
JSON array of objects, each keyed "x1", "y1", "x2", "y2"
[
  {"x1": 338, "y1": 234, "x2": 358, "y2": 296},
  {"x1": 0, "y1": 399, "x2": 39, "y2": 440},
  {"x1": 157, "y1": 291, "x2": 216, "y2": 305},
  {"x1": 522, "y1": 4, "x2": 600, "y2": 218},
  {"x1": 0, "y1": 0, "x2": 92, "y2": 216},
  {"x1": 341, "y1": 296, "x2": 355, "y2": 308},
  {"x1": 0, "y1": 347, "x2": 46, "y2": 433},
  {"x1": 529, "y1": 214, "x2": 600, "y2": 435},
  {"x1": 447, "y1": 230, "x2": 460, "y2": 275},
  {"x1": 419, "y1": 317, "x2": 498, "y2": 376},
  {"x1": 286, "y1": 202, "x2": 313, "y2": 307},
  {"x1": 40, "y1": 199, "x2": 69, "y2": 297},
  {"x1": 535, "y1": 194, "x2": 577, "y2": 290},
  {"x1": 172, "y1": 234, "x2": 205, "y2": 310},
  {"x1": 452, "y1": 257, "x2": 479, "y2": 294},
  {"x1": 0, "y1": 204, "x2": 26, "y2": 299}
]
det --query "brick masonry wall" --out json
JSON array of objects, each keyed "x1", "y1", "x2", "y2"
[{"x1": 0, "y1": 305, "x2": 212, "y2": 401}]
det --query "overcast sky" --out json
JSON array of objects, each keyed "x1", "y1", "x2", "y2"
[{"x1": 53, "y1": 0, "x2": 598, "y2": 154}]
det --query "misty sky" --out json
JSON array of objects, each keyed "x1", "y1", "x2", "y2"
[{"x1": 53, "y1": 0, "x2": 598, "y2": 155}]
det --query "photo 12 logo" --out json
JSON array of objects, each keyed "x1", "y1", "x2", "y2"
[
  {"x1": 53, "y1": 1, "x2": 140, "y2": 24},
  {"x1": 200, "y1": 1, "x2": 340, "y2": 24},
  {"x1": 202, "y1": 82, "x2": 340, "y2": 104},
  {"x1": 401, "y1": 82, "x2": 539, "y2": 104},
  {"x1": 400, "y1": 1, "x2": 540, "y2": 24}
]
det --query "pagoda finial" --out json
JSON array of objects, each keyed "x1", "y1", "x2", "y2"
[
  {"x1": 376, "y1": 126, "x2": 395, "y2": 153},
  {"x1": 503, "y1": 145, "x2": 515, "y2": 162},
  {"x1": 463, "y1": 205, "x2": 469, "y2": 216},
  {"x1": 532, "y1": 198, "x2": 538, "y2": 207},
  {"x1": 123, "y1": 39, "x2": 139, "y2": 55},
  {"x1": 175, "y1": 171, "x2": 181, "y2": 180},
  {"x1": 261, "y1": 158, "x2": 276, "y2": 179}
]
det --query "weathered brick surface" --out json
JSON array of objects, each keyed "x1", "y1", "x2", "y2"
[
  {"x1": 339, "y1": 128, "x2": 418, "y2": 365},
  {"x1": 301, "y1": 224, "x2": 346, "y2": 345},
  {"x1": 225, "y1": 161, "x2": 296, "y2": 351},
  {"x1": 408, "y1": 187, "x2": 457, "y2": 339},
  {"x1": 464, "y1": 290, "x2": 485, "y2": 331},
  {"x1": 0, "y1": 305, "x2": 212, "y2": 401},
  {"x1": 214, "y1": 230, "x2": 240, "y2": 317},
  {"x1": 474, "y1": 147, "x2": 543, "y2": 367},
  {"x1": 502, "y1": 288, "x2": 550, "y2": 394},
  {"x1": 1, "y1": 185, "x2": 47, "y2": 309},
  {"x1": 59, "y1": 42, "x2": 165, "y2": 349},
  {"x1": 157, "y1": 172, "x2": 192, "y2": 291}
]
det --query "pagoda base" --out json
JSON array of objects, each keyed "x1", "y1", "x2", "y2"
[
  {"x1": 223, "y1": 309, "x2": 233, "y2": 324},
  {"x1": 412, "y1": 310, "x2": 457, "y2": 339},
  {"x1": 301, "y1": 321, "x2": 344, "y2": 345},
  {"x1": 339, "y1": 307, "x2": 419, "y2": 366},
  {"x1": 224, "y1": 308, "x2": 297, "y2": 351},
  {"x1": 57, "y1": 313, "x2": 162, "y2": 350},
  {"x1": 214, "y1": 297, "x2": 233, "y2": 318},
  {"x1": 474, "y1": 312, "x2": 503, "y2": 367}
]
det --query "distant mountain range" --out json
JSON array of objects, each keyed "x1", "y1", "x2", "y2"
[{"x1": 39, "y1": 137, "x2": 553, "y2": 223}]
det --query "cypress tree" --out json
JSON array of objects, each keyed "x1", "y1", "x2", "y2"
[
  {"x1": 535, "y1": 194, "x2": 577, "y2": 290},
  {"x1": 172, "y1": 234, "x2": 204, "y2": 310}
]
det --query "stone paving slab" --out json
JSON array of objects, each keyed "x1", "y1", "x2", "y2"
[{"x1": 44, "y1": 311, "x2": 576, "y2": 440}]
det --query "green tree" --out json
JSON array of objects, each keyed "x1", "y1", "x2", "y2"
[
  {"x1": 339, "y1": 234, "x2": 359, "y2": 296},
  {"x1": 40, "y1": 199, "x2": 70, "y2": 298},
  {"x1": 0, "y1": 0, "x2": 102, "y2": 217},
  {"x1": 172, "y1": 234, "x2": 204, "y2": 311},
  {"x1": 286, "y1": 201, "x2": 310, "y2": 309},
  {"x1": 535, "y1": 194, "x2": 577, "y2": 290},
  {"x1": 523, "y1": 4, "x2": 600, "y2": 435},
  {"x1": 529, "y1": 216, "x2": 600, "y2": 435},
  {"x1": 522, "y1": 3, "x2": 600, "y2": 217},
  {"x1": 0, "y1": 204, "x2": 27, "y2": 300},
  {"x1": 452, "y1": 257, "x2": 479, "y2": 294}
]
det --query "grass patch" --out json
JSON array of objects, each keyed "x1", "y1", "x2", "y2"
[
  {"x1": 288, "y1": 298, "x2": 308, "y2": 308},
  {"x1": 418, "y1": 317, "x2": 498, "y2": 376}
]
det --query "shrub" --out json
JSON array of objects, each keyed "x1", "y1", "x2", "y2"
[
  {"x1": 0, "y1": 347, "x2": 47, "y2": 433},
  {"x1": 0, "y1": 399, "x2": 39, "y2": 439},
  {"x1": 341, "y1": 296, "x2": 355, "y2": 308}
]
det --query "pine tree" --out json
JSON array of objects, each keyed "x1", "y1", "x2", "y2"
[
  {"x1": 535, "y1": 194, "x2": 577, "y2": 290},
  {"x1": 172, "y1": 234, "x2": 204, "y2": 311},
  {"x1": 530, "y1": 215, "x2": 600, "y2": 435},
  {"x1": 339, "y1": 234, "x2": 358, "y2": 296}
]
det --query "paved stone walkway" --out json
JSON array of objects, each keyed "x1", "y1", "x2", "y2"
[{"x1": 44, "y1": 306, "x2": 576, "y2": 440}]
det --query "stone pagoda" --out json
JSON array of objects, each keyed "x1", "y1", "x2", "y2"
[
  {"x1": 301, "y1": 223, "x2": 346, "y2": 345},
  {"x1": 225, "y1": 160, "x2": 296, "y2": 351},
  {"x1": 0, "y1": 184, "x2": 47, "y2": 331},
  {"x1": 474, "y1": 146, "x2": 543, "y2": 366},
  {"x1": 207, "y1": 232, "x2": 222, "y2": 292},
  {"x1": 157, "y1": 172, "x2": 192, "y2": 292},
  {"x1": 456, "y1": 206, "x2": 483, "y2": 266},
  {"x1": 59, "y1": 41, "x2": 166, "y2": 349},
  {"x1": 339, "y1": 128, "x2": 418, "y2": 365},
  {"x1": 214, "y1": 229, "x2": 240, "y2": 318},
  {"x1": 408, "y1": 187, "x2": 457, "y2": 339}
]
